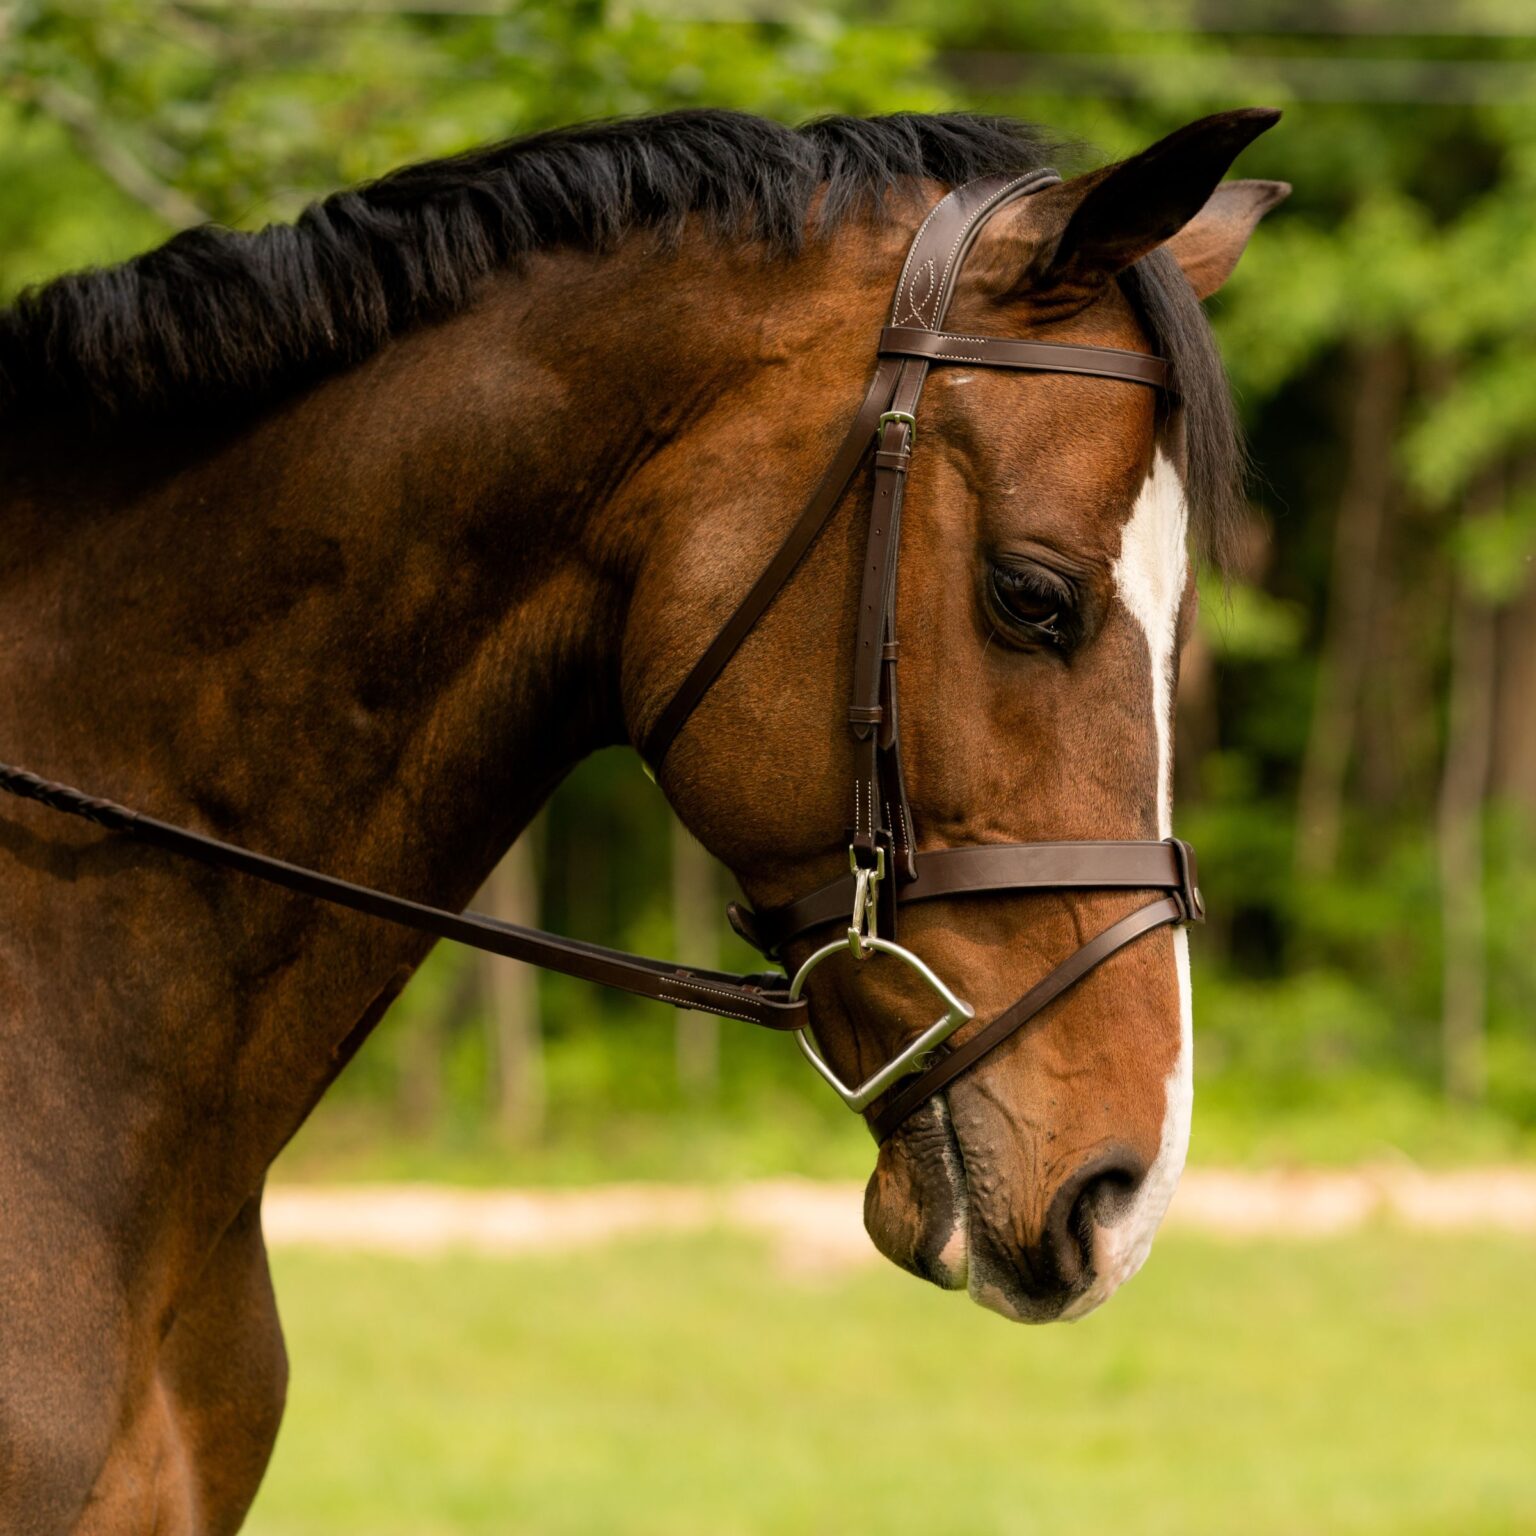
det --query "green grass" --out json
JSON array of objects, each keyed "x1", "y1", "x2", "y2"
[{"x1": 249, "y1": 1229, "x2": 1536, "y2": 1536}]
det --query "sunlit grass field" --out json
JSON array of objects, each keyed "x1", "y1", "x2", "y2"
[{"x1": 249, "y1": 1228, "x2": 1536, "y2": 1536}]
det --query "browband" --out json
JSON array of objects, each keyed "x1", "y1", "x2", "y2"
[{"x1": 879, "y1": 327, "x2": 1171, "y2": 391}]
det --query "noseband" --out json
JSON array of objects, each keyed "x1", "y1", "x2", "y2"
[{"x1": 0, "y1": 170, "x2": 1202, "y2": 1146}]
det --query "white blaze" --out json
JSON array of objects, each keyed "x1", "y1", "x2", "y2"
[
  {"x1": 1062, "y1": 449, "x2": 1194, "y2": 1320},
  {"x1": 1110, "y1": 449, "x2": 1187, "y2": 841}
]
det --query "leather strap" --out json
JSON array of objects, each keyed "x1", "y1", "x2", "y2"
[
  {"x1": 640, "y1": 355, "x2": 904, "y2": 770},
  {"x1": 879, "y1": 328, "x2": 1171, "y2": 390},
  {"x1": 644, "y1": 169, "x2": 1067, "y2": 776},
  {"x1": 887, "y1": 172, "x2": 1061, "y2": 332},
  {"x1": 0, "y1": 764, "x2": 807, "y2": 1031},
  {"x1": 732, "y1": 839, "x2": 1200, "y2": 956},
  {"x1": 848, "y1": 414, "x2": 910, "y2": 867},
  {"x1": 848, "y1": 416, "x2": 910, "y2": 747},
  {"x1": 847, "y1": 170, "x2": 1064, "y2": 870},
  {"x1": 865, "y1": 894, "x2": 1185, "y2": 1142}
]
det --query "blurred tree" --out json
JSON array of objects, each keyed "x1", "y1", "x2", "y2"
[
  {"x1": 671, "y1": 821, "x2": 720, "y2": 1097},
  {"x1": 483, "y1": 822, "x2": 546, "y2": 1142}
]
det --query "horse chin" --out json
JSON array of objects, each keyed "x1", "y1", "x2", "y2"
[{"x1": 862, "y1": 1097, "x2": 972, "y2": 1292}]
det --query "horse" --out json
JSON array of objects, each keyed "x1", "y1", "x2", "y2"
[{"x1": 0, "y1": 108, "x2": 1285, "y2": 1532}]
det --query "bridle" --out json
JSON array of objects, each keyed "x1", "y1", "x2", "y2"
[
  {"x1": 0, "y1": 169, "x2": 1203, "y2": 1146},
  {"x1": 642, "y1": 168, "x2": 1202, "y2": 1140}
]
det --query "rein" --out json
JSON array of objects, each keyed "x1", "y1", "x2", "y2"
[
  {"x1": 0, "y1": 763, "x2": 803, "y2": 1031},
  {"x1": 0, "y1": 169, "x2": 1203, "y2": 1146}
]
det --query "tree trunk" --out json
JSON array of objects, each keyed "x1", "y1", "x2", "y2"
[
  {"x1": 1295, "y1": 341, "x2": 1407, "y2": 878},
  {"x1": 397, "y1": 953, "x2": 481, "y2": 1133},
  {"x1": 482, "y1": 822, "x2": 546, "y2": 1141},
  {"x1": 1438, "y1": 481, "x2": 1500, "y2": 1105},
  {"x1": 671, "y1": 818, "x2": 720, "y2": 1096},
  {"x1": 1490, "y1": 460, "x2": 1536, "y2": 818},
  {"x1": 396, "y1": 996, "x2": 444, "y2": 1136}
]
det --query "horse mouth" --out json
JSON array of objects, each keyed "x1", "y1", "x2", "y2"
[{"x1": 864, "y1": 1094, "x2": 1146, "y2": 1325}]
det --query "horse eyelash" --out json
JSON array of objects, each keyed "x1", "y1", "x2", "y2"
[{"x1": 994, "y1": 561, "x2": 1074, "y2": 604}]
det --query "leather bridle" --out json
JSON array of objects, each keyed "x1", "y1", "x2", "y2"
[
  {"x1": 642, "y1": 169, "x2": 1202, "y2": 1141},
  {"x1": 0, "y1": 169, "x2": 1203, "y2": 1147}
]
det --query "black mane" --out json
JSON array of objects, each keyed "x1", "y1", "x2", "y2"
[{"x1": 0, "y1": 109, "x2": 1244, "y2": 564}]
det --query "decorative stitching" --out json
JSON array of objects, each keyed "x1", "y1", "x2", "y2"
[
  {"x1": 894, "y1": 337, "x2": 1162, "y2": 385},
  {"x1": 665, "y1": 977, "x2": 768, "y2": 1003},
  {"x1": 888, "y1": 170, "x2": 1055, "y2": 331},
  {"x1": 889, "y1": 196, "x2": 951, "y2": 325},
  {"x1": 931, "y1": 331, "x2": 1152, "y2": 361},
  {"x1": 660, "y1": 975, "x2": 791, "y2": 1022},
  {"x1": 930, "y1": 174, "x2": 1050, "y2": 329},
  {"x1": 904, "y1": 331, "x2": 1163, "y2": 373},
  {"x1": 898, "y1": 258, "x2": 937, "y2": 327},
  {"x1": 658, "y1": 991, "x2": 764, "y2": 1024}
]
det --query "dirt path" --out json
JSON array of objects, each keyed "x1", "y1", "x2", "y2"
[{"x1": 263, "y1": 1166, "x2": 1536, "y2": 1271}]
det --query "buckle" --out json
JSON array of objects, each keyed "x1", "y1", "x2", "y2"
[
  {"x1": 876, "y1": 410, "x2": 916, "y2": 449},
  {"x1": 1166, "y1": 837, "x2": 1205, "y2": 923}
]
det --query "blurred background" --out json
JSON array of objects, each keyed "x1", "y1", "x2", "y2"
[{"x1": 4, "y1": 3, "x2": 1535, "y2": 1533}]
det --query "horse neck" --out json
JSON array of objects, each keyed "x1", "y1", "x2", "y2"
[
  {"x1": 6, "y1": 242, "x2": 788, "y2": 887},
  {"x1": 0, "y1": 228, "x2": 865, "y2": 1208}
]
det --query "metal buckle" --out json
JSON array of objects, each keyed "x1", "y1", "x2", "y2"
[
  {"x1": 847, "y1": 844, "x2": 884, "y2": 959},
  {"x1": 1166, "y1": 837, "x2": 1205, "y2": 924},
  {"x1": 787, "y1": 935, "x2": 974, "y2": 1113},
  {"x1": 876, "y1": 410, "x2": 916, "y2": 448}
]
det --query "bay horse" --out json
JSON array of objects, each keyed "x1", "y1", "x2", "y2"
[{"x1": 0, "y1": 109, "x2": 1285, "y2": 1532}]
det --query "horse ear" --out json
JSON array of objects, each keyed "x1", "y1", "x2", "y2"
[
  {"x1": 974, "y1": 109, "x2": 1284, "y2": 307},
  {"x1": 1161, "y1": 179, "x2": 1290, "y2": 298}
]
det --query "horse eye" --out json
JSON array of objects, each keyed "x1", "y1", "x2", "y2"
[{"x1": 990, "y1": 563, "x2": 1071, "y2": 644}]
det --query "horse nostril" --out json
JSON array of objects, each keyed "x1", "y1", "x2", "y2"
[{"x1": 1047, "y1": 1150, "x2": 1148, "y2": 1287}]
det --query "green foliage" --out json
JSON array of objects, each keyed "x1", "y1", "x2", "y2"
[
  {"x1": 1451, "y1": 488, "x2": 1536, "y2": 603},
  {"x1": 1197, "y1": 572, "x2": 1306, "y2": 661},
  {"x1": 0, "y1": 0, "x2": 937, "y2": 254}
]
